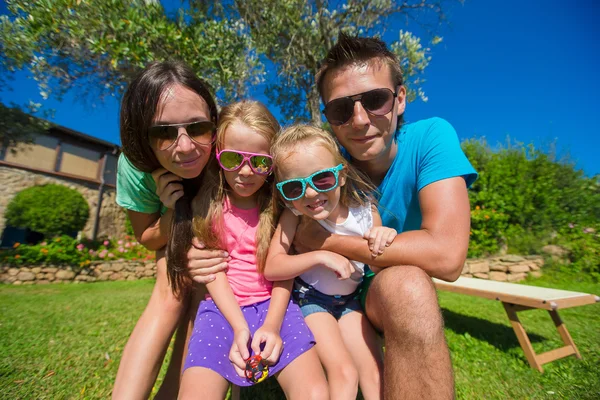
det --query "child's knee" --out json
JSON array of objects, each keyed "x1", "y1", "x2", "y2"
[
  {"x1": 331, "y1": 362, "x2": 359, "y2": 389},
  {"x1": 307, "y1": 380, "x2": 329, "y2": 400}
]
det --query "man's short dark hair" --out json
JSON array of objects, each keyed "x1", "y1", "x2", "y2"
[{"x1": 316, "y1": 32, "x2": 404, "y2": 100}]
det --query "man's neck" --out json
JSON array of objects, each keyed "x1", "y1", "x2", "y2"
[{"x1": 354, "y1": 142, "x2": 397, "y2": 186}]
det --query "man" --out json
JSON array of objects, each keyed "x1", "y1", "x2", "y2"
[{"x1": 293, "y1": 32, "x2": 477, "y2": 399}]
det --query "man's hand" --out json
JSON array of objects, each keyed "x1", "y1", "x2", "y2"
[
  {"x1": 250, "y1": 324, "x2": 283, "y2": 365},
  {"x1": 364, "y1": 226, "x2": 397, "y2": 258},
  {"x1": 151, "y1": 168, "x2": 183, "y2": 209},
  {"x1": 229, "y1": 328, "x2": 251, "y2": 377},
  {"x1": 186, "y1": 238, "x2": 230, "y2": 284},
  {"x1": 293, "y1": 218, "x2": 331, "y2": 254}
]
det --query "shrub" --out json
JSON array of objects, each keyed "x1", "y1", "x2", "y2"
[
  {"x1": 468, "y1": 206, "x2": 509, "y2": 258},
  {"x1": 463, "y1": 138, "x2": 600, "y2": 267},
  {"x1": 5, "y1": 184, "x2": 90, "y2": 238},
  {"x1": 554, "y1": 223, "x2": 600, "y2": 280},
  {"x1": 1, "y1": 235, "x2": 155, "y2": 267}
]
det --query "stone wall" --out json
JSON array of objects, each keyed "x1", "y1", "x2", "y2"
[
  {"x1": 0, "y1": 166, "x2": 127, "y2": 239},
  {"x1": 1, "y1": 261, "x2": 157, "y2": 285},
  {"x1": 0, "y1": 255, "x2": 545, "y2": 285},
  {"x1": 461, "y1": 255, "x2": 544, "y2": 282}
]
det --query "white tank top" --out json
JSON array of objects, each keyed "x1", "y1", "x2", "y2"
[{"x1": 297, "y1": 203, "x2": 373, "y2": 296}]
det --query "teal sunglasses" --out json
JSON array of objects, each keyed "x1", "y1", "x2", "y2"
[{"x1": 276, "y1": 164, "x2": 344, "y2": 201}]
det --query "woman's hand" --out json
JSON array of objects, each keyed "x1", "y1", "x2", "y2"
[
  {"x1": 251, "y1": 324, "x2": 283, "y2": 365},
  {"x1": 229, "y1": 328, "x2": 251, "y2": 377},
  {"x1": 364, "y1": 226, "x2": 397, "y2": 258},
  {"x1": 152, "y1": 168, "x2": 183, "y2": 209},
  {"x1": 186, "y1": 238, "x2": 230, "y2": 284}
]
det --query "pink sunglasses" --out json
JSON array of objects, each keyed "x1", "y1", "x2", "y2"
[{"x1": 216, "y1": 149, "x2": 274, "y2": 175}]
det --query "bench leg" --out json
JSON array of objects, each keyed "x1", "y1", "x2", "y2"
[
  {"x1": 503, "y1": 303, "x2": 581, "y2": 372},
  {"x1": 503, "y1": 303, "x2": 544, "y2": 372},
  {"x1": 548, "y1": 309, "x2": 581, "y2": 360}
]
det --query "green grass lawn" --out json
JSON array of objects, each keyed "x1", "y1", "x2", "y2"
[{"x1": 1, "y1": 271, "x2": 598, "y2": 399}]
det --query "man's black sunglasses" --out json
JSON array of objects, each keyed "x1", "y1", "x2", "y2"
[{"x1": 322, "y1": 88, "x2": 397, "y2": 126}]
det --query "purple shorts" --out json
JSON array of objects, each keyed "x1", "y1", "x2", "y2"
[{"x1": 184, "y1": 298, "x2": 315, "y2": 386}]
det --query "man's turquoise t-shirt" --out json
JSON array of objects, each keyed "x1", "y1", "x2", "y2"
[
  {"x1": 116, "y1": 153, "x2": 168, "y2": 215},
  {"x1": 375, "y1": 117, "x2": 477, "y2": 232}
]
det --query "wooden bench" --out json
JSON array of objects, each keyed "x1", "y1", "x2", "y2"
[{"x1": 433, "y1": 276, "x2": 599, "y2": 372}]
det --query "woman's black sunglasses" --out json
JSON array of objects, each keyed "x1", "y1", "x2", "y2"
[
  {"x1": 322, "y1": 88, "x2": 397, "y2": 126},
  {"x1": 148, "y1": 120, "x2": 216, "y2": 150}
]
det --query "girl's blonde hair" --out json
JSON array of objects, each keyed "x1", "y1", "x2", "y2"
[
  {"x1": 185, "y1": 101, "x2": 279, "y2": 288},
  {"x1": 271, "y1": 124, "x2": 375, "y2": 209}
]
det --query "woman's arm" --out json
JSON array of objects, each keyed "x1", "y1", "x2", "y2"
[
  {"x1": 126, "y1": 168, "x2": 183, "y2": 251},
  {"x1": 127, "y1": 209, "x2": 171, "y2": 251},
  {"x1": 263, "y1": 209, "x2": 355, "y2": 281}
]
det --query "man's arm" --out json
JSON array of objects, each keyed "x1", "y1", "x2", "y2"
[{"x1": 294, "y1": 177, "x2": 471, "y2": 281}]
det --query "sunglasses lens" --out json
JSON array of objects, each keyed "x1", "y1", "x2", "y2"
[
  {"x1": 149, "y1": 126, "x2": 178, "y2": 150},
  {"x1": 324, "y1": 98, "x2": 354, "y2": 126},
  {"x1": 250, "y1": 155, "x2": 273, "y2": 175},
  {"x1": 362, "y1": 89, "x2": 394, "y2": 115},
  {"x1": 187, "y1": 121, "x2": 216, "y2": 145},
  {"x1": 311, "y1": 171, "x2": 337, "y2": 191},
  {"x1": 219, "y1": 151, "x2": 244, "y2": 170},
  {"x1": 282, "y1": 181, "x2": 304, "y2": 200}
]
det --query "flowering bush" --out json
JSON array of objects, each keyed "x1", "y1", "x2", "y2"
[
  {"x1": 1, "y1": 235, "x2": 155, "y2": 267},
  {"x1": 468, "y1": 206, "x2": 509, "y2": 258}
]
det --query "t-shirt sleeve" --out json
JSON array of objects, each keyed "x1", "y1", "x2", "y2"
[
  {"x1": 116, "y1": 153, "x2": 162, "y2": 214},
  {"x1": 417, "y1": 118, "x2": 478, "y2": 191}
]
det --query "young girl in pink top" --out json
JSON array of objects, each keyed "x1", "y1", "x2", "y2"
[{"x1": 169, "y1": 101, "x2": 328, "y2": 399}]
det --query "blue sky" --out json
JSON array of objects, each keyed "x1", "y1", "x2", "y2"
[{"x1": 1, "y1": 0, "x2": 599, "y2": 176}]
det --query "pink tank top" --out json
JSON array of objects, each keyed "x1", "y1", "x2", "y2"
[{"x1": 212, "y1": 196, "x2": 272, "y2": 306}]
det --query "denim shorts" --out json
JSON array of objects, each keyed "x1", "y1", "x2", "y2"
[{"x1": 292, "y1": 278, "x2": 362, "y2": 320}]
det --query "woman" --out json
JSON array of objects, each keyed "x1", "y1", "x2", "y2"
[{"x1": 113, "y1": 61, "x2": 228, "y2": 399}]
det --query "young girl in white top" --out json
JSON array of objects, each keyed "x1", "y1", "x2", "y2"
[{"x1": 264, "y1": 124, "x2": 397, "y2": 400}]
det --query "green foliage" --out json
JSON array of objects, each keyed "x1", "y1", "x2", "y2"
[
  {"x1": 463, "y1": 138, "x2": 600, "y2": 274},
  {"x1": 5, "y1": 184, "x2": 89, "y2": 238},
  {"x1": 553, "y1": 223, "x2": 600, "y2": 279},
  {"x1": 468, "y1": 206, "x2": 508, "y2": 257},
  {"x1": 0, "y1": 0, "x2": 261, "y2": 104},
  {"x1": 0, "y1": 0, "x2": 446, "y2": 124},
  {"x1": 0, "y1": 102, "x2": 51, "y2": 149},
  {"x1": 235, "y1": 0, "x2": 445, "y2": 123},
  {"x1": 1, "y1": 235, "x2": 154, "y2": 267}
]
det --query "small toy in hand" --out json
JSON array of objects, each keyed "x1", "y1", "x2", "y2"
[{"x1": 245, "y1": 355, "x2": 269, "y2": 383}]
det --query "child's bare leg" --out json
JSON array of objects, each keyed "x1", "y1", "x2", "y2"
[
  {"x1": 305, "y1": 312, "x2": 359, "y2": 400},
  {"x1": 338, "y1": 310, "x2": 384, "y2": 400},
  {"x1": 113, "y1": 252, "x2": 187, "y2": 399},
  {"x1": 276, "y1": 348, "x2": 329, "y2": 400},
  {"x1": 155, "y1": 283, "x2": 207, "y2": 399},
  {"x1": 179, "y1": 367, "x2": 229, "y2": 400}
]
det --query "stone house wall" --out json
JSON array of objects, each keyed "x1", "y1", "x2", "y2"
[{"x1": 0, "y1": 165, "x2": 127, "y2": 240}]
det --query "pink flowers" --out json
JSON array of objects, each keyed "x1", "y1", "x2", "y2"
[
  {"x1": 103, "y1": 240, "x2": 110, "y2": 246},
  {"x1": 76, "y1": 243, "x2": 85, "y2": 251}
]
